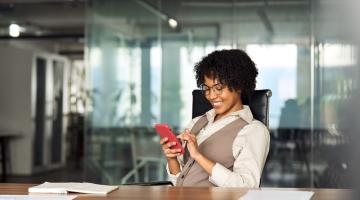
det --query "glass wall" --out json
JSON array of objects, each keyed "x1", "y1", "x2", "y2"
[
  {"x1": 310, "y1": 1, "x2": 358, "y2": 188},
  {"x1": 85, "y1": 0, "x2": 358, "y2": 187}
]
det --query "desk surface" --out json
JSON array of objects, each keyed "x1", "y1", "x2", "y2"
[{"x1": 0, "y1": 183, "x2": 353, "y2": 200}]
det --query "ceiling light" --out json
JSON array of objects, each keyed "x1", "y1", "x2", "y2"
[
  {"x1": 135, "y1": 1, "x2": 180, "y2": 30},
  {"x1": 9, "y1": 23, "x2": 20, "y2": 37},
  {"x1": 168, "y1": 18, "x2": 178, "y2": 29}
]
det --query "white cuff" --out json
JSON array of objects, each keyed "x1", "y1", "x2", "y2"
[{"x1": 166, "y1": 163, "x2": 180, "y2": 186}]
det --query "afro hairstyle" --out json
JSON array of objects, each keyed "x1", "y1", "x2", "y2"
[{"x1": 194, "y1": 49, "x2": 258, "y2": 100}]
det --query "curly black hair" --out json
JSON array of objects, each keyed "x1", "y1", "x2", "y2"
[{"x1": 194, "y1": 49, "x2": 258, "y2": 100}]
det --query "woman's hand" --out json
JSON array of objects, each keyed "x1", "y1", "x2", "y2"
[
  {"x1": 160, "y1": 137, "x2": 182, "y2": 160},
  {"x1": 179, "y1": 129, "x2": 202, "y2": 160},
  {"x1": 160, "y1": 137, "x2": 181, "y2": 175},
  {"x1": 180, "y1": 129, "x2": 215, "y2": 176}
]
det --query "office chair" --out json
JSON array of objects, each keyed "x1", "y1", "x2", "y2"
[
  {"x1": 124, "y1": 89, "x2": 271, "y2": 186},
  {"x1": 192, "y1": 89, "x2": 272, "y2": 127}
]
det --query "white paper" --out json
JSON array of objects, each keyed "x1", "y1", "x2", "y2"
[
  {"x1": 240, "y1": 190, "x2": 314, "y2": 200},
  {"x1": 0, "y1": 195, "x2": 77, "y2": 200},
  {"x1": 28, "y1": 182, "x2": 118, "y2": 194}
]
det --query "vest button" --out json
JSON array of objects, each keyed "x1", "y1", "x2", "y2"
[{"x1": 181, "y1": 175, "x2": 185, "y2": 178}]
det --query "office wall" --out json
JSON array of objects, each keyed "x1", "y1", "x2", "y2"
[
  {"x1": 0, "y1": 45, "x2": 34, "y2": 174},
  {"x1": 0, "y1": 45, "x2": 70, "y2": 175}
]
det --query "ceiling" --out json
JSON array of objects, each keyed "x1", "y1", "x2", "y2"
[
  {"x1": 0, "y1": 0, "x2": 85, "y2": 58},
  {"x1": 0, "y1": 0, "x2": 351, "y2": 59},
  {"x1": 0, "y1": 0, "x2": 84, "y2": 35}
]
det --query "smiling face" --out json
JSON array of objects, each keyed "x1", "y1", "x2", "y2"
[{"x1": 203, "y1": 75, "x2": 243, "y2": 121}]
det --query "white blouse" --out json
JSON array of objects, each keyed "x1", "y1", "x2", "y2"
[{"x1": 166, "y1": 105, "x2": 270, "y2": 187}]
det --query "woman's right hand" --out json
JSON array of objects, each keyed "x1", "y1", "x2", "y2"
[{"x1": 160, "y1": 137, "x2": 182, "y2": 159}]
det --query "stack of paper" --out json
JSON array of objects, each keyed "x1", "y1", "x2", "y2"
[
  {"x1": 28, "y1": 182, "x2": 118, "y2": 195},
  {"x1": 0, "y1": 195, "x2": 77, "y2": 200},
  {"x1": 240, "y1": 190, "x2": 314, "y2": 200}
]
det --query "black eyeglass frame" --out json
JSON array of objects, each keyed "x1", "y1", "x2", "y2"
[{"x1": 199, "y1": 83, "x2": 225, "y2": 96}]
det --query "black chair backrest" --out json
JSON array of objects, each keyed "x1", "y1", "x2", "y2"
[{"x1": 192, "y1": 89, "x2": 272, "y2": 127}]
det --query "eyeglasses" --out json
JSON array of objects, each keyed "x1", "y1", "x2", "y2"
[{"x1": 200, "y1": 83, "x2": 224, "y2": 96}]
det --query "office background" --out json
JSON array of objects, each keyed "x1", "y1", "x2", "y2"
[{"x1": 0, "y1": 0, "x2": 359, "y2": 189}]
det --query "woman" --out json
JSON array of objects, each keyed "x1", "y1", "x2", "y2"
[{"x1": 160, "y1": 49, "x2": 270, "y2": 187}]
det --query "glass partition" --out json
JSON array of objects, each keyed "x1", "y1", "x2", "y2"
[{"x1": 85, "y1": 0, "x2": 358, "y2": 187}]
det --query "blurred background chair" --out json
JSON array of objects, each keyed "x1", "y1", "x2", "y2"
[{"x1": 121, "y1": 127, "x2": 166, "y2": 184}]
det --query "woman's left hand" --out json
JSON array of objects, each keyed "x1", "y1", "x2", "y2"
[
  {"x1": 180, "y1": 129, "x2": 215, "y2": 176},
  {"x1": 180, "y1": 129, "x2": 202, "y2": 160}
]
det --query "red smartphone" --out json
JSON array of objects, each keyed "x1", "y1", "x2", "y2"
[{"x1": 154, "y1": 124, "x2": 184, "y2": 155}]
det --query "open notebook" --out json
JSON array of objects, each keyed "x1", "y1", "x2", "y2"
[{"x1": 28, "y1": 182, "x2": 118, "y2": 194}]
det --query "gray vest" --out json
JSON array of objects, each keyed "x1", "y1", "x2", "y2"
[{"x1": 176, "y1": 115, "x2": 248, "y2": 186}]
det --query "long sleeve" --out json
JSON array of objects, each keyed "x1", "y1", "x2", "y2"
[
  {"x1": 166, "y1": 164, "x2": 180, "y2": 185},
  {"x1": 208, "y1": 121, "x2": 270, "y2": 187}
]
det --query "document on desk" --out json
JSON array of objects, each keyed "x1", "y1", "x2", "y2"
[
  {"x1": 0, "y1": 195, "x2": 76, "y2": 200},
  {"x1": 240, "y1": 190, "x2": 314, "y2": 200},
  {"x1": 28, "y1": 182, "x2": 118, "y2": 194}
]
